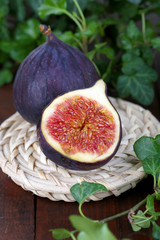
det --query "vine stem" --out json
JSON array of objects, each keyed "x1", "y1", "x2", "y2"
[
  {"x1": 100, "y1": 192, "x2": 156, "y2": 223},
  {"x1": 72, "y1": 0, "x2": 88, "y2": 53},
  {"x1": 73, "y1": 0, "x2": 86, "y2": 30},
  {"x1": 79, "y1": 203, "x2": 89, "y2": 220},
  {"x1": 70, "y1": 233, "x2": 77, "y2": 240},
  {"x1": 63, "y1": 9, "x2": 83, "y2": 31},
  {"x1": 141, "y1": 11, "x2": 147, "y2": 43}
]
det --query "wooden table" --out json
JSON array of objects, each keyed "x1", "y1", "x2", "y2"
[{"x1": 0, "y1": 82, "x2": 160, "y2": 240}]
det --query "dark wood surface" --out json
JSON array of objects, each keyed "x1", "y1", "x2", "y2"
[{"x1": 0, "y1": 82, "x2": 160, "y2": 240}]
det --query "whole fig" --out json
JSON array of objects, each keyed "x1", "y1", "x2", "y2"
[{"x1": 13, "y1": 25, "x2": 100, "y2": 124}]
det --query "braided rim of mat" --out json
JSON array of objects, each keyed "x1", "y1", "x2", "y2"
[{"x1": 0, "y1": 97, "x2": 160, "y2": 202}]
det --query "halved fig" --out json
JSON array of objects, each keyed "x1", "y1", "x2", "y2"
[{"x1": 37, "y1": 80, "x2": 122, "y2": 171}]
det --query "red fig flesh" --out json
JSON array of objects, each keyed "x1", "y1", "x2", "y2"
[{"x1": 37, "y1": 80, "x2": 122, "y2": 170}]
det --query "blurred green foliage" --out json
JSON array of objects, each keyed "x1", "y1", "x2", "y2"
[{"x1": 0, "y1": 0, "x2": 160, "y2": 105}]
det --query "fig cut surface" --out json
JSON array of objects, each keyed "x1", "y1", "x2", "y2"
[{"x1": 38, "y1": 80, "x2": 122, "y2": 170}]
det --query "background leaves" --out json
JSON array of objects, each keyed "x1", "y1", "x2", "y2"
[{"x1": 0, "y1": 0, "x2": 160, "y2": 107}]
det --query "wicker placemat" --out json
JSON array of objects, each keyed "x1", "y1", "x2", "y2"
[{"x1": 0, "y1": 98, "x2": 160, "y2": 201}]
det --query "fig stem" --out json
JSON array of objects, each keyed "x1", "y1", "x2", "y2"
[{"x1": 39, "y1": 24, "x2": 52, "y2": 36}]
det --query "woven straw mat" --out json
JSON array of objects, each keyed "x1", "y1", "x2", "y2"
[{"x1": 0, "y1": 97, "x2": 160, "y2": 202}]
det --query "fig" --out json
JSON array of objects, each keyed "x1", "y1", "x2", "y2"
[
  {"x1": 37, "y1": 80, "x2": 122, "y2": 171},
  {"x1": 13, "y1": 25, "x2": 100, "y2": 124}
]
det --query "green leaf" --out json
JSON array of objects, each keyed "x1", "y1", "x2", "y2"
[
  {"x1": 50, "y1": 228, "x2": 73, "y2": 239},
  {"x1": 81, "y1": 20, "x2": 98, "y2": 37},
  {"x1": 15, "y1": 18, "x2": 41, "y2": 41},
  {"x1": 134, "y1": 136, "x2": 160, "y2": 161},
  {"x1": 77, "y1": 232, "x2": 90, "y2": 240},
  {"x1": 70, "y1": 181, "x2": 108, "y2": 204},
  {"x1": 127, "y1": 0, "x2": 142, "y2": 4},
  {"x1": 155, "y1": 135, "x2": 160, "y2": 145},
  {"x1": 118, "y1": 2, "x2": 138, "y2": 20},
  {"x1": 116, "y1": 75, "x2": 131, "y2": 98},
  {"x1": 38, "y1": 0, "x2": 66, "y2": 18},
  {"x1": 156, "y1": 191, "x2": 160, "y2": 200},
  {"x1": 140, "y1": 45, "x2": 153, "y2": 66},
  {"x1": 0, "y1": 0, "x2": 9, "y2": 18},
  {"x1": 126, "y1": 20, "x2": 141, "y2": 40},
  {"x1": 142, "y1": 154, "x2": 160, "y2": 176},
  {"x1": 117, "y1": 74, "x2": 155, "y2": 105},
  {"x1": 101, "y1": 18, "x2": 120, "y2": 29},
  {"x1": 0, "y1": 18, "x2": 41, "y2": 62},
  {"x1": 69, "y1": 215, "x2": 117, "y2": 240},
  {"x1": 120, "y1": 33, "x2": 133, "y2": 50},
  {"x1": 0, "y1": 51, "x2": 9, "y2": 63},
  {"x1": 145, "y1": 22, "x2": 155, "y2": 42},
  {"x1": 131, "y1": 223, "x2": 141, "y2": 232},
  {"x1": 132, "y1": 210, "x2": 151, "y2": 230},
  {"x1": 15, "y1": 0, "x2": 26, "y2": 21},
  {"x1": 0, "y1": 18, "x2": 9, "y2": 40},
  {"x1": 121, "y1": 53, "x2": 157, "y2": 82},
  {"x1": 152, "y1": 222, "x2": 160, "y2": 239},
  {"x1": 117, "y1": 53, "x2": 157, "y2": 105},
  {"x1": 55, "y1": 30, "x2": 78, "y2": 47},
  {"x1": 151, "y1": 37, "x2": 160, "y2": 51},
  {"x1": 146, "y1": 195, "x2": 155, "y2": 214},
  {"x1": 97, "y1": 46, "x2": 115, "y2": 60},
  {"x1": 27, "y1": 0, "x2": 44, "y2": 13},
  {"x1": 0, "y1": 69, "x2": 13, "y2": 86}
]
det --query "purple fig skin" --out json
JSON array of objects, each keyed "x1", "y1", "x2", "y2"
[
  {"x1": 37, "y1": 95, "x2": 122, "y2": 171},
  {"x1": 13, "y1": 25, "x2": 100, "y2": 124}
]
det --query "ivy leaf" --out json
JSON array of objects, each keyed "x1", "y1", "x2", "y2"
[
  {"x1": 140, "y1": 45, "x2": 153, "y2": 66},
  {"x1": 38, "y1": 0, "x2": 66, "y2": 18},
  {"x1": 126, "y1": 20, "x2": 141, "y2": 41},
  {"x1": 70, "y1": 181, "x2": 108, "y2": 204},
  {"x1": 131, "y1": 223, "x2": 141, "y2": 232},
  {"x1": 117, "y1": 53, "x2": 157, "y2": 105},
  {"x1": 151, "y1": 37, "x2": 160, "y2": 51},
  {"x1": 50, "y1": 228, "x2": 73, "y2": 239},
  {"x1": 152, "y1": 222, "x2": 160, "y2": 239},
  {"x1": 69, "y1": 215, "x2": 117, "y2": 240},
  {"x1": 142, "y1": 154, "x2": 160, "y2": 176},
  {"x1": 117, "y1": 74, "x2": 155, "y2": 105},
  {"x1": 0, "y1": 69, "x2": 13, "y2": 86},
  {"x1": 120, "y1": 33, "x2": 133, "y2": 50},
  {"x1": 131, "y1": 210, "x2": 151, "y2": 231},
  {"x1": 145, "y1": 22, "x2": 155, "y2": 42},
  {"x1": 134, "y1": 135, "x2": 160, "y2": 161},
  {"x1": 146, "y1": 195, "x2": 155, "y2": 214}
]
